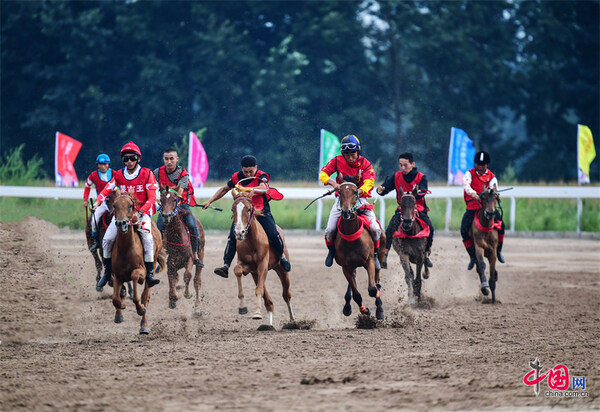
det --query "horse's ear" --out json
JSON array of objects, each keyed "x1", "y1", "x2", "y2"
[
  {"x1": 412, "y1": 187, "x2": 418, "y2": 197},
  {"x1": 115, "y1": 187, "x2": 122, "y2": 196}
]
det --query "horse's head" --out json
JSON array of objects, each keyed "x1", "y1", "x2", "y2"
[
  {"x1": 160, "y1": 188, "x2": 180, "y2": 224},
  {"x1": 399, "y1": 192, "x2": 417, "y2": 232},
  {"x1": 232, "y1": 197, "x2": 255, "y2": 240},
  {"x1": 480, "y1": 189, "x2": 499, "y2": 220},
  {"x1": 112, "y1": 190, "x2": 138, "y2": 233},
  {"x1": 338, "y1": 181, "x2": 359, "y2": 220}
]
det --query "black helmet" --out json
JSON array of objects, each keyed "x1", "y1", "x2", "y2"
[{"x1": 474, "y1": 151, "x2": 490, "y2": 165}]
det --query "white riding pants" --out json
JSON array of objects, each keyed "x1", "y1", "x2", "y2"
[
  {"x1": 102, "y1": 213, "x2": 154, "y2": 262},
  {"x1": 90, "y1": 201, "x2": 109, "y2": 234},
  {"x1": 325, "y1": 197, "x2": 381, "y2": 243}
]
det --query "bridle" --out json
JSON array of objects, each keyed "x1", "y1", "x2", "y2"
[
  {"x1": 399, "y1": 194, "x2": 417, "y2": 231},
  {"x1": 233, "y1": 197, "x2": 255, "y2": 239},
  {"x1": 338, "y1": 182, "x2": 360, "y2": 219},
  {"x1": 159, "y1": 189, "x2": 181, "y2": 223},
  {"x1": 113, "y1": 194, "x2": 139, "y2": 232}
]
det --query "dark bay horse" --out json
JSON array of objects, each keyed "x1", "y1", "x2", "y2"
[
  {"x1": 471, "y1": 189, "x2": 501, "y2": 303},
  {"x1": 391, "y1": 189, "x2": 430, "y2": 305},
  {"x1": 159, "y1": 189, "x2": 205, "y2": 309},
  {"x1": 334, "y1": 182, "x2": 385, "y2": 320},
  {"x1": 85, "y1": 193, "x2": 132, "y2": 298},
  {"x1": 231, "y1": 193, "x2": 294, "y2": 328},
  {"x1": 110, "y1": 191, "x2": 166, "y2": 334}
]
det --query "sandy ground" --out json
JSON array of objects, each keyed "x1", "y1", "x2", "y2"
[{"x1": 0, "y1": 217, "x2": 599, "y2": 411}]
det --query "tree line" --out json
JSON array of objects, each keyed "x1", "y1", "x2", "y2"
[{"x1": 1, "y1": 0, "x2": 598, "y2": 183}]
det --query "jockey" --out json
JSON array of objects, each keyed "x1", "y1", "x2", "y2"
[
  {"x1": 83, "y1": 153, "x2": 113, "y2": 252},
  {"x1": 96, "y1": 141, "x2": 160, "y2": 288},
  {"x1": 377, "y1": 152, "x2": 434, "y2": 268},
  {"x1": 319, "y1": 134, "x2": 382, "y2": 268},
  {"x1": 203, "y1": 155, "x2": 291, "y2": 278},
  {"x1": 153, "y1": 148, "x2": 203, "y2": 268},
  {"x1": 461, "y1": 150, "x2": 506, "y2": 270}
]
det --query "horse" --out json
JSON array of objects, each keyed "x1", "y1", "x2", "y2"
[
  {"x1": 230, "y1": 193, "x2": 294, "y2": 328},
  {"x1": 334, "y1": 181, "x2": 385, "y2": 320},
  {"x1": 391, "y1": 188, "x2": 430, "y2": 305},
  {"x1": 110, "y1": 191, "x2": 166, "y2": 334},
  {"x1": 159, "y1": 189, "x2": 205, "y2": 309},
  {"x1": 471, "y1": 189, "x2": 501, "y2": 303},
  {"x1": 85, "y1": 193, "x2": 133, "y2": 298}
]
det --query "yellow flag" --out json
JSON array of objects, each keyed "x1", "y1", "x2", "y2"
[{"x1": 578, "y1": 124, "x2": 596, "y2": 184}]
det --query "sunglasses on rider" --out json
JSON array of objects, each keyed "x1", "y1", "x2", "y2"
[
  {"x1": 122, "y1": 155, "x2": 139, "y2": 163},
  {"x1": 341, "y1": 143, "x2": 358, "y2": 151}
]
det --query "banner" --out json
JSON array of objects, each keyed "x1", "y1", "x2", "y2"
[
  {"x1": 188, "y1": 131, "x2": 209, "y2": 187},
  {"x1": 447, "y1": 127, "x2": 475, "y2": 185},
  {"x1": 577, "y1": 124, "x2": 596, "y2": 184},
  {"x1": 319, "y1": 129, "x2": 340, "y2": 182},
  {"x1": 55, "y1": 131, "x2": 82, "y2": 187}
]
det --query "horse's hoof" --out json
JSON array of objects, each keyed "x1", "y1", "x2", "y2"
[
  {"x1": 376, "y1": 283, "x2": 382, "y2": 290},
  {"x1": 342, "y1": 304, "x2": 352, "y2": 317},
  {"x1": 137, "y1": 307, "x2": 146, "y2": 316},
  {"x1": 239, "y1": 306, "x2": 248, "y2": 315},
  {"x1": 96, "y1": 285, "x2": 104, "y2": 293},
  {"x1": 257, "y1": 324, "x2": 275, "y2": 331},
  {"x1": 408, "y1": 298, "x2": 416, "y2": 306},
  {"x1": 169, "y1": 300, "x2": 177, "y2": 309},
  {"x1": 376, "y1": 308, "x2": 385, "y2": 320},
  {"x1": 252, "y1": 311, "x2": 263, "y2": 320},
  {"x1": 368, "y1": 287, "x2": 378, "y2": 298},
  {"x1": 481, "y1": 282, "x2": 490, "y2": 296},
  {"x1": 114, "y1": 315, "x2": 123, "y2": 323},
  {"x1": 363, "y1": 307, "x2": 371, "y2": 316},
  {"x1": 139, "y1": 327, "x2": 150, "y2": 335}
]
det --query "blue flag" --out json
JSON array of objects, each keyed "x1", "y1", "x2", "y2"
[{"x1": 447, "y1": 127, "x2": 475, "y2": 185}]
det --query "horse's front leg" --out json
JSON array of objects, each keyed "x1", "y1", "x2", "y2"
[
  {"x1": 366, "y1": 254, "x2": 378, "y2": 298},
  {"x1": 139, "y1": 280, "x2": 151, "y2": 335},
  {"x1": 167, "y1": 259, "x2": 180, "y2": 309},
  {"x1": 112, "y1": 278, "x2": 125, "y2": 323},
  {"x1": 488, "y1": 254, "x2": 498, "y2": 304},
  {"x1": 252, "y1": 260, "x2": 270, "y2": 321},
  {"x1": 193, "y1": 262, "x2": 202, "y2": 308},
  {"x1": 399, "y1": 255, "x2": 415, "y2": 305},
  {"x1": 131, "y1": 268, "x2": 147, "y2": 316},
  {"x1": 365, "y1": 252, "x2": 383, "y2": 319},
  {"x1": 183, "y1": 257, "x2": 193, "y2": 300},
  {"x1": 343, "y1": 265, "x2": 368, "y2": 316},
  {"x1": 474, "y1": 246, "x2": 489, "y2": 296},
  {"x1": 274, "y1": 267, "x2": 294, "y2": 321},
  {"x1": 414, "y1": 263, "x2": 423, "y2": 303},
  {"x1": 233, "y1": 264, "x2": 248, "y2": 314}
]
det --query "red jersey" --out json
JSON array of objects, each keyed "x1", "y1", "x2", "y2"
[
  {"x1": 464, "y1": 168, "x2": 496, "y2": 210},
  {"x1": 157, "y1": 166, "x2": 197, "y2": 206},
  {"x1": 97, "y1": 166, "x2": 157, "y2": 215},
  {"x1": 229, "y1": 170, "x2": 271, "y2": 212},
  {"x1": 83, "y1": 169, "x2": 112, "y2": 201},
  {"x1": 393, "y1": 171, "x2": 427, "y2": 212},
  {"x1": 320, "y1": 155, "x2": 376, "y2": 197}
]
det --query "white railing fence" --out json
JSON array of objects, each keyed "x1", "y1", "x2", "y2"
[{"x1": 1, "y1": 185, "x2": 599, "y2": 233}]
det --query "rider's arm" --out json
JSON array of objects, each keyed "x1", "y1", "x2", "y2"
[
  {"x1": 377, "y1": 175, "x2": 395, "y2": 196},
  {"x1": 415, "y1": 174, "x2": 428, "y2": 200},
  {"x1": 358, "y1": 161, "x2": 376, "y2": 196},
  {"x1": 203, "y1": 185, "x2": 231, "y2": 209},
  {"x1": 489, "y1": 176, "x2": 499, "y2": 191},
  {"x1": 95, "y1": 177, "x2": 117, "y2": 207},
  {"x1": 319, "y1": 158, "x2": 340, "y2": 189},
  {"x1": 139, "y1": 173, "x2": 158, "y2": 215},
  {"x1": 83, "y1": 173, "x2": 94, "y2": 205},
  {"x1": 463, "y1": 170, "x2": 478, "y2": 199}
]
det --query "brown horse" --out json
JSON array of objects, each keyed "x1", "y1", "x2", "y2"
[
  {"x1": 85, "y1": 193, "x2": 133, "y2": 298},
  {"x1": 159, "y1": 189, "x2": 205, "y2": 309},
  {"x1": 391, "y1": 189, "x2": 430, "y2": 305},
  {"x1": 231, "y1": 194, "x2": 294, "y2": 328},
  {"x1": 110, "y1": 191, "x2": 165, "y2": 334},
  {"x1": 335, "y1": 181, "x2": 385, "y2": 320},
  {"x1": 471, "y1": 189, "x2": 501, "y2": 303}
]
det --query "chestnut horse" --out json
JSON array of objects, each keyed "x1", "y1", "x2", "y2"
[
  {"x1": 471, "y1": 189, "x2": 501, "y2": 303},
  {"x1": 110, "y1": 192, "x2": 165, "y2": 334},
  {"x1": 391, "y1": 189, "x2": 430, "y2": 305},
  {"x1": 159, "y1": 189, "x2": 205, "y2": 309},
  {"x1": 231, "y1": 194, "x2": 294, "y2": 328},
  {"x1": 85, "y1": 193, "x2": 132, "y2": 298},
  {"x1": 335, "y1": 182, "x2": 385, "y2": 320}
]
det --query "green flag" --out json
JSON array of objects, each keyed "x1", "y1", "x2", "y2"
[{"x1": 319, "y1": 129, "x2": 340, "y2": 180}]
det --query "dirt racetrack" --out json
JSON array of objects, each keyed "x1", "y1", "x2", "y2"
[{"x1": 1, "y1": 217, "x2": 598, "y2": 411}]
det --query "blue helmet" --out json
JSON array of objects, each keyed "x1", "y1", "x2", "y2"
[
  {"x1": 96, "y1": 154, "x2": 111, "y2": 164},
  {"x1": 340, "y1": 135, "x2": 361, "y2": 154}
]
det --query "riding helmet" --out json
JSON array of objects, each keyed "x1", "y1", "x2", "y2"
[
  {"x1": 96, "y1": 153, "x2": 111, "y2": 164},
  {"x1": 474, "y1": 151, "x2": 490, "y2": 165},
  {"x1": 120, "y1": 141, "x2": 142, "y2": 157},
  {"x1": 340, "y1": 135, "x2": 361, "y2": 154}
]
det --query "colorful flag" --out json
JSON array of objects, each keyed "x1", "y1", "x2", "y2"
[
  {"x1": 55, "y1": 131, "x2": 82, "y2": 187},
  {"x1": 319, "y1": 129, "x2": 340, "y2": 181},
  {"x1": 188, "y1": 131, "x2": 209, "y2": 187},
  {"x1": 447, "y1": 127, "x2": 475, "y2": 185},
  {"x1": 577, "y1": 124, "x2": 596, "y2": 184}
]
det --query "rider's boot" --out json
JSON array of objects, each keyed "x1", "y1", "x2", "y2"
[
  {"x1": 89, "y1": 231, "x2": 100, "y2": 252},
  {"x1": 325, "y1": 245, "x2": 336, "y2": 267},
  {"x1": 214, "y1": 263, "x2": 229, "y2": 278},
  {"x1": 279, "y1": 255, "x2": 291, "y2": 272},
  {"x1": 97, "y1": 258, "x2": 112, "y2": 288},
  {"x1": 374, "y1": 247, "x2": 381, "y2": 270},
  {"x1": 144, "y1": 261, "x2": 160, "y2": 288},
  {"x1": 497, "y1": 241, "x2": 505, "y2": 264},
  {"x1": 190, "y1": 235, "x2": 204, "y2": 267},
  {"x1": 425, "y1": 249, "x2": 433, "y2": 268},
  {"x1": 193, "y1": 252, "x2": 205, "y2": 268},
  {"x1": 466, "y1": 245, "x2": 477, "y2": 270}
]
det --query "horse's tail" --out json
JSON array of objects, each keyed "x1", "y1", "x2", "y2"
[{"x1": 157, "y1": 248, "x2": 167, "y2": 273}]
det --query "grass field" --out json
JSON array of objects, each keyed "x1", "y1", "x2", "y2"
[{"x1": 1, "y1": 196, "x2": 598, "y2": 232}]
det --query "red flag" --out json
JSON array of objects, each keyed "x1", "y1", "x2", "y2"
[
  {"x1": 188, "y1": 131, "x2": 209, "y2": 187},
  {"x1": 55, "y1": 131, "x2": 82, "y2": 187}
]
